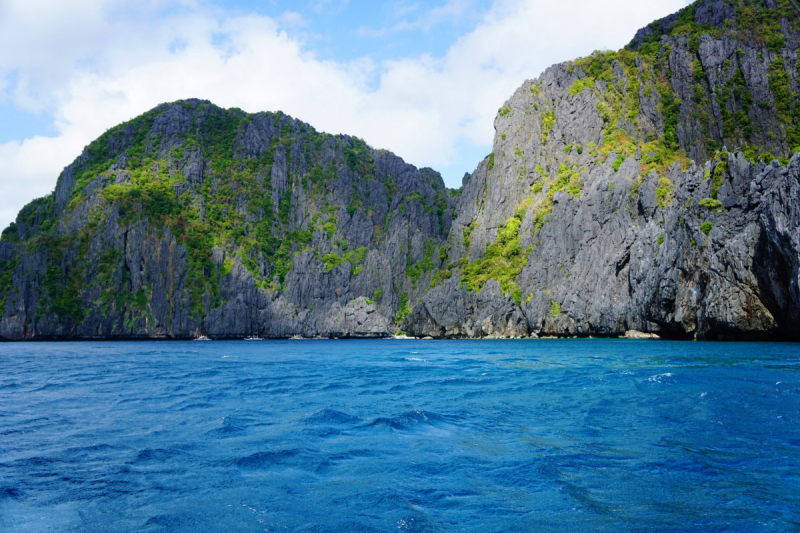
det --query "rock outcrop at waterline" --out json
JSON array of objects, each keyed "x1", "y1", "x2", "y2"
[{"x1": 1, "y1": 0, "x2": 799, "y2": 340}]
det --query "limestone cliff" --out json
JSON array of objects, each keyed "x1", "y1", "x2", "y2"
[
  {"x1": 0, "y1": 102, "x2": 455, "y2": 339},
  {"x1": 1, "y1": 0, "x2": 799, "y2": 340},
  {"x1": 404, "y1": 0, "x2": 800, "y2": 340}
]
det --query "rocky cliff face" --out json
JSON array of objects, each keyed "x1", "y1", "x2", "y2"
[
  {"x1": 0, "y1": 101, "x2": 456, "y2": 339},
  {"x1": 404, "y1": 0, "x2": 800, "y2": 341},
  {"x1": 1, "y1": 0, "x2": 799, "y2": 340}
]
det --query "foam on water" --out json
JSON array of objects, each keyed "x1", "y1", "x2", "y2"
[{"x1": 0, "y1": 339, "x2": 799, "y2": 532}]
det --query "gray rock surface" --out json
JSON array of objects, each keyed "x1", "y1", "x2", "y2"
[
  {"x1": 404, "y1": 0, "x2": 800, "y2": 340},
  {"x1": 0, "y1": 100, "x2": 455, "y2": 340},
  {"x1": 1, "y1": 0, "x2": 799, "y2": 341}
]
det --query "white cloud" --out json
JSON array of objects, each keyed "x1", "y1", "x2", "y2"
[
  {"x1": 361, "y1": 0, "x2": 480, "y2": 35},
  {"x1": 312, "y1": 0, "x2": 350, "y2": 15},
  {"x1": 0, "y1": 0, "x2": 691, "y2": 229},
  {"x1": 278, "y1": 11, "x2": 308, "y2": 28}
]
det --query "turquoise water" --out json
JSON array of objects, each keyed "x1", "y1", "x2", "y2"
[{"x1": 1, "y1": 339, "x2": 799, "y2": 532}]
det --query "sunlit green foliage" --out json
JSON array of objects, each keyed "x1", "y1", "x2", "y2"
[
  {"x1": 461, "y1": 212, "x2": 530, "y2": 300},
  {"x1": 38, "y1": 237, "x2": 85, "y2": 322},
  {"x1": 559, "y1": 0, "x2": 799, "y2": 178},
  {"x1": 612, "y1": 154, "x2": 626, "y2": 172},
  {"x1": 407, "y1": 240, "x2": 435, "y2": 283},
  {"x1": 699, "y1": 198, "x2": 722, "y2": 209},
  {"x1": 541, "y1": 110, "x2": 556, "y2": 143},
  {"x1": 320, "y1": 247, "x2": 370, "y2": 273},
  {"x1": 768, "y1": 57, "x2": 794, "y2": 123},
  {"x1": 394, "y1": 291, "x2": 412, "y2": 326},
  {"x1": 343, "y1": 137, "x2": 376, "y2": 179},
  {"x1": 430, "y1": 269, "x2": 451, "y2": 289},
  {"x1": 655, "y1": 177, "x2": 674, "y2": 208},
  {"x1": 712, "y1": 154, "x2": 728, "y2": 199},
  {"x1": 0, "y1": 256, "x2": 19, "y2": 312},
  {"x1": 1, "y1": 222, "x2": 20, "y2": 243},
  {"x1": 568, "y1": 78, "x2": 595, "y2": 97},
  {"x1": 549, "y1": 164, "x2": 583, "y2": 197},
  {"x1": 463, "y1": 221, "x2": 478, "y2": 248}
]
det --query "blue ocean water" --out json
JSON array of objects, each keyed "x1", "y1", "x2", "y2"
[{"x1": 1, "y1": 340, "x2": 799, "y2": 532}]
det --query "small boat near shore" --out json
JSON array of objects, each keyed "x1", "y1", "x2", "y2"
[
  {"x1": 244, "y1": 335, "x2": 263, "y2": 341},
  {"x1": 194, "y1": 335, "x2": 211, "y2": 341}
]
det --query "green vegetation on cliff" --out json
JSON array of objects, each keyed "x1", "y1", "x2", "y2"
[
  {"x1": 461, "y1": 211, "x2": 530, "y2": 305},
  {"x1": 448, "y1": 0, "x2": 800, "y2": 310},
  {"x1": 1, "y1": 0, "x2": 798, "y2": 341},
  {"x1": 1, "y1": 100, "x2": 396, "y2": 321},
  {"x1": 627, "y1": 0, "x2": 800, "y2": 160}
]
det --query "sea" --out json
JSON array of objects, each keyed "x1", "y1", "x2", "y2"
[{"x1": 1, "y1": 339, "x2": 799, "y2": 532}]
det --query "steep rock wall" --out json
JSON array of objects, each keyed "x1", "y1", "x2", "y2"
[
  {"x1": 405, "y1": 0, "x2": 800, "y2": 340},
  {"x1": 2, "y1": 0, "x2": 800, "y2": 341},
  {"x1": 0, "y1": 101, "x2": 456, "y2": 339}
]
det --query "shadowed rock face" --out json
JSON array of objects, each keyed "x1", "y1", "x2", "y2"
[{"x1": 1, "y1": 0, "x2": 799, "y2": 341}]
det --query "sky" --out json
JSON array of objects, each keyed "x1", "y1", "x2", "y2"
[{"x1": 0, "y1": 0, "x2": 693, "y2": 229}]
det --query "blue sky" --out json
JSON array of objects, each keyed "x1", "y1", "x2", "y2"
[
  {"x1": 0, "y1": 103, "x2": 55, "y2": 143},
  {"x1": 213, "y1": 0, "x2": 496, "y2": 61},
  {"x1": 0, "y1": 0, "x2": 691, "y2": 229}
]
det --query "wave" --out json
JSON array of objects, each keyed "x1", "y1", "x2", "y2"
[
  {"x1": 647, "y1": 372, "x2": 676, "y2": 384},
  {"x1": 315, "y1": 449, "x2": 377, "y2": 473},
  {"x1": 234, "y1": 449, "x2": 305, "y2": 469},
  {"x1": 176, "y1": 402, "x2": 214, "y2": 412},
  {"x1": 322, "y1": 382, "x2": 350, "y2": 391},
  {"x1": 363, "y1": 410, "x2": 456, "y2": 433},
  {"x1": 32, "y1": 383, "x2": 70, "y2": 392},
  {"x1": 10, "y1": 455, "x2": 64, "y2": 468},
  {"x1": 396, "y1": 514, "x2": 442, "y2": 532},
  {"x1": 304, "y1": 409, "x2": 361, "y2": 425},
  {"x1": 131, "y1": 448, "x2": 191, "y2": 465},
  {"x1": 296, "y1": 522, "x2": 385, "y2": 533},
  {"x1": 0, "y1": 487, "x2": 23, "y2": 501},
  {"x1": 0, "y1": 381, "x2": 30, "y2": 390},
  {"x1": 204, "y1": 415, "x2": 251, "y2": 438},
  {"x1": 63, "y1": 443, "x2": 118, "y2": 457}
]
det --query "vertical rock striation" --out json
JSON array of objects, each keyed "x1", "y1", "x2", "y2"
[
  {"x1": 1, "y1": 0, "x2": 799, "y2": 341},
  {"x1": 404, "y1": 0, "x2": 800, "y2": 340},
  {"x1": 0, "y1": 101, "x2": 456, "y2": 339}
]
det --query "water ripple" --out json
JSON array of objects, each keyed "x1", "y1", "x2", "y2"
[{"x1": 0, "y1": 339, "x2": 798, "y2": 532}]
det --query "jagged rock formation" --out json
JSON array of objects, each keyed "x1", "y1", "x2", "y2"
[
  {"x1": 405, "y1": 0, "x2": 800, "y2": 341},
  {"x1": 0, "y1": 102, "x2": 456, "y2": 339},
  {"x1": 408, "y1": 150, "x2": 800, "y2": 340},
  {"x1": 1, "y1": 0, "x2": 799, "y2": 340}
]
